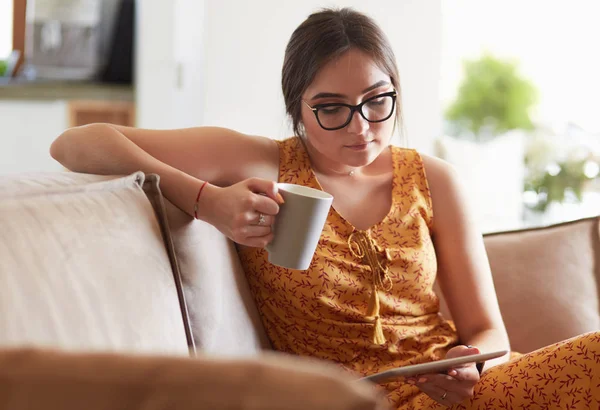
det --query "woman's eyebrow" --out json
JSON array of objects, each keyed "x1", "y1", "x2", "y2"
[{"x1": 310, "y1": 80, "x2": 391, "y2": 101}]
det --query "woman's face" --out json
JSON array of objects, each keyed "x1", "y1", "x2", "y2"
[{"x1": 301, "y1": 48, "x2": 396, "y2": 168}]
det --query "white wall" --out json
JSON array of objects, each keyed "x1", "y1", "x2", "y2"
[
  {"x1": 136, "y1": 0, "x2": 442, "y2": 154},
  {"x1": 0, "y1": 100, "x2": 67, "y2": 174},
  {"x1": 135, "y1": 0, "x2": 206, "y2": 130},
  {"x1": 135, "y1": 0, "x2": 177, "y2": 129},
  {"x1": 201, "y1": 0, "x2": 442, "y2": 153}
]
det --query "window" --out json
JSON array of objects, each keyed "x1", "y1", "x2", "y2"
[
  {"x1": 0, "y1": 0, "x2": 13, "y2": 58},
  {"x1": 440, "y1": 0, "x2": 600, "y2": 233}
]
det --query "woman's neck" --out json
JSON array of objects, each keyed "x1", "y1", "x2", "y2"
[
  {"x1": 300, "y1": 136, "x2": 390, "y2": 179},
  {"x1": 302, "y1": 138, "x2": 359, "y2": 178}
]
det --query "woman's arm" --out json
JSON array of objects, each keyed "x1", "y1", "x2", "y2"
[
  {"x1": 50, "y1": 124, "x2": 281, "y2": 248},
  {"x1": 422, "y1": 154, "x2": 511, "y2": 370},
  {"x1": 50, "y1": 124, "x2": 278, "y2": 186}
]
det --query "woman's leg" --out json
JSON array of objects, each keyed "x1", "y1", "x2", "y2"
[{"x1": 400, "y1": 332, "x2": 600, "y2": 409}]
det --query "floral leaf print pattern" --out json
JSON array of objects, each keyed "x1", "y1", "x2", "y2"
[{"x1": 237, "y1": 137, "x2": 600, "y2": 409}]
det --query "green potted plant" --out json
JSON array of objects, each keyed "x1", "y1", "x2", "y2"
[
  {"x1": 436, "y1": 53, "x2": 539, "y2": 232},
  {"x1": 443, "y1": 53, "x2": 538, "y2": 141},
  {"x1": 523, "y1": 134, "x2": 600, "y2": 213}
]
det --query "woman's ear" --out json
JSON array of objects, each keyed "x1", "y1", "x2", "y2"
[{"x1": 298, "y1": 122, "x2": 306, "y2": 138}]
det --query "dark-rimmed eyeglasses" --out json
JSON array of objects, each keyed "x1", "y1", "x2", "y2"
[{"x1": 302, "y1": 90, "x2": 397, "y2": 131}]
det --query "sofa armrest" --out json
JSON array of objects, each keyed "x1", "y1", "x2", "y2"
[{"x1": 0, "y1": 348, "x2": 387, "y2": 410}]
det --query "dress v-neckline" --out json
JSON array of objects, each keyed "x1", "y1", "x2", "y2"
[{"x1": 294, "y1": 137, "x2": 399, "y2": 233}]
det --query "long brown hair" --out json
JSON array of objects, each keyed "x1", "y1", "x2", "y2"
[{"x1": 281, "y1": 7, "x2": 403, "y2": 139}]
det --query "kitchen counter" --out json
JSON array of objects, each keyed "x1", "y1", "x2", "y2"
[{"x1": 0, "y1": 80, "x2": 134, "y2": 102}]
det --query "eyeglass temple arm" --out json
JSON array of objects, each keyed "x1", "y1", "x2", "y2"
[{"x1": 302, "y1": 100, "x2": 317, "y2": 112}]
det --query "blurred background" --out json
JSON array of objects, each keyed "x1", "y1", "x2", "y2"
[{"x1": 1, "y1": 0, "x2": 599, "y2": 233}]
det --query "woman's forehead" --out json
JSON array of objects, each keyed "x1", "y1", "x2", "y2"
[{"x1": 306, "y1": 49, "x2": 390, "y2": 97}]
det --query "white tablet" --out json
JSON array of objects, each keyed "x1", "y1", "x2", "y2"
[{"x1": 359, "y1": 350, "x2": 508, "y2": 383}]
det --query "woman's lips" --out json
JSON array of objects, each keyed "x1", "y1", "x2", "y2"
[{"x1": 345, "y1": 141, "x2": 373, "y2": 151}]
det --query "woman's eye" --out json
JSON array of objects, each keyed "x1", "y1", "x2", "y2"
[
  {"x1": 320, "y1": 106, "x2": 343, "y2": 114},
  {"x1": 367, "y1": 98, "x2": 385, "y2": 106}
]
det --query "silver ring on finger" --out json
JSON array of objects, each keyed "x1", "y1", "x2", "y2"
[
  {"x1": 257, "y1": 213, "x2": 266, "y2": 226},
  {"x1": 440, "y1": 391, "x2": 447, "y2": 400}
]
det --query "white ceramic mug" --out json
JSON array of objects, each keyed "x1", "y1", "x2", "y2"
[{"x1": 266, "y1": 183, "x2": 333, "y2": 270}]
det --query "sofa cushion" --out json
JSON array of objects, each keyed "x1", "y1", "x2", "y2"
[
  {"x1": 0, "y1": 172, "x2": 189, "y2": 355},
  {"x1": 438, "y1": 216, "x2": 600, "y2": 353},
  {"x1": 141, "y1": 175, "x2": 196, "y2": 351},
  {"x1": 0, "y1": 172, "x2": 117, "y2": 195},
  {"x1": 0, "y1": 347, "x2": 387, "y2": 410},
  {"x1": 156, "y1": 196, "x2": 271, "y2": 356}
]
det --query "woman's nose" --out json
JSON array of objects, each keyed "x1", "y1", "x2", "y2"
[{"x1": 346, "y1": 109, "x2": 369, "y2": 135}]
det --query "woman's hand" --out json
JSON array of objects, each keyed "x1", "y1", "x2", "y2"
[
  {"x1": 200, "y1": 178, "x2": 283, "y2": 248},
  {"x1": 406, "y1": 345, "x2": 481, "y2": 407}
]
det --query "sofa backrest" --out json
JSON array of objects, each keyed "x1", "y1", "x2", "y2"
[
  {"x1": 6, "y1": 170, "x2": 597, "y2": 358},
  {"x1": 155, "y1": 195, "x2": 271, "y2": 356},
  {"x1": 437, "y1": 216, "x2": 600, "y2": 353},
  {"x1": 0, "y1": 172, "x2": 190, "y2": 355}
]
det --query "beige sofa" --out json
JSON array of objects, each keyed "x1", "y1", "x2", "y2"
[{"x1": 1, "y1": 171, "x2": 599, "y2": 409}]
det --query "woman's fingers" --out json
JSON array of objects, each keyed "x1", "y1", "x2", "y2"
[
  {"x1": 245, "y1": 211, "x2": 275, "y2": 227},
  {"x1": 241, "y1": 225, "x2": 272, "y2": 238},
  {"x1": 252, "y1": 193, "x2": 281, "y2": 216},
  {"x1": 407, "y1": 373, "x2": 475, "y2": 406},
  {"x1": 242, "y1": 232, "x2": 275, "y2": 248},
  {"x1": 448, "y1": 364, "x2": 479, "y2": 382}
]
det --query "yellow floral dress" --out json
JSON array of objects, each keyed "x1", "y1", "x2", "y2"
[{"x1": 238, "y1": 136, "x2": 600, "y2": 409}]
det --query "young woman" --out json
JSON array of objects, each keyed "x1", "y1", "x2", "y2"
[{"x1": 51, "y1": 8, "x2": 600, "y2": 409}]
